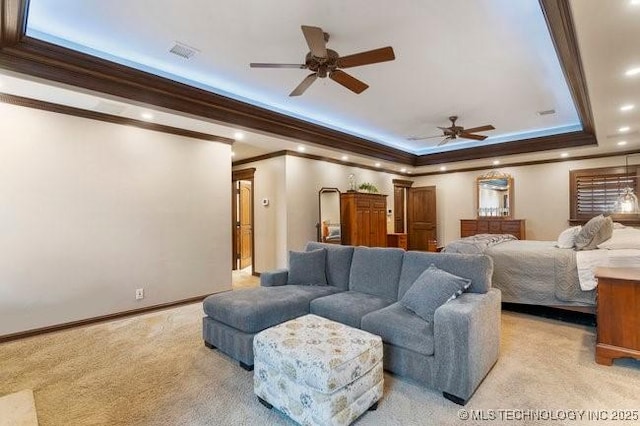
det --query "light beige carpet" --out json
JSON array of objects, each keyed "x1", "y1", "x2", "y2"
[
  {"x1": 0, "y1": 389, "x2": 39, "y2": 426},
  {"x1": 1, "y1": 304, "x2": 639, "y2": 426}
]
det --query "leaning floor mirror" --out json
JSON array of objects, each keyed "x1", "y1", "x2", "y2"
[{"x1": 317, "y1": 187, "x2": 342, "y2": 244}]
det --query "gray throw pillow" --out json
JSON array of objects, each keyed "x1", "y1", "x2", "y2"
[
  {"x1": 574, "y1": 215, "x2": 613, "y2": 251},
  {"x1": 287, "y1": 248, "x2": 327, "y2": 286},
  {"x1": 399, "y1": 264, "x2": 471, "y2": 322}
]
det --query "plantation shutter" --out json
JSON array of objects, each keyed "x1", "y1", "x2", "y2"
[{"x1": 570, "y1": 166, "x2": 639, "y2": 223}]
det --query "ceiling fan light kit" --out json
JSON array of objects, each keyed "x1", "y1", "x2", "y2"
[{"x1": 250, "y1": 25, "x2": 395, "y2": 96}]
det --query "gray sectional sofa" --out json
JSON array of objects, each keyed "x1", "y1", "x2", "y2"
[{"x1": 202, "y1": 242, "x2": 501, "y2": 405}]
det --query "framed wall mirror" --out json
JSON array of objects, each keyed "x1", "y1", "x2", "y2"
[
  {"x1": 477, "y1": 172, "x2": 513, "y2": 218},
  {"x1": 317, "y1": 187, "x2": 342, "y2": 244}
]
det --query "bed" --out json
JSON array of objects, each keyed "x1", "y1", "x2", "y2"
[{"x1": 443, "y1": 227, "x2": 640, "y2": 314}]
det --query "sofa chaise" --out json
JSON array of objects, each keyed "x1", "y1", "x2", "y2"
[{"x1": 202, "y1": 242, "x2": 501, "y2": 405}]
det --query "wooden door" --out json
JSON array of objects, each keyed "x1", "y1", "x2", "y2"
[
  {"x1": 238, "y1": 181, "x2": 253, "y2": 269},
  {"x1": 407, "y1": 186, "x2": 437, "y2": 251}
]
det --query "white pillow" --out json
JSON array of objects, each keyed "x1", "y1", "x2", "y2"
[
  {"x1": 597, "y1": 227, "x2": 640, "y2": 250},
  {"x1": 556, "y1": 226, "x2": 582, "y2": 249},
  {"x1": 613, "y1": 222, "x2": 627, "y2": 230}
]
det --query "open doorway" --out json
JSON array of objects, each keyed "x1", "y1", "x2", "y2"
[{"x1": 232, "y1": 168, "x2": 255, "y2": 278}]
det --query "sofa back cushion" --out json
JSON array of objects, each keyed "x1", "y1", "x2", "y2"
[
  {"x1": 349, "y1": 247, "x2": 404, "y2": 301},
  {"x1": 398, "y1": 251, "x2": 493, "y2": 299},
  {"x1": 305, "y1": 242, "x2": 354, "y2": 290}
]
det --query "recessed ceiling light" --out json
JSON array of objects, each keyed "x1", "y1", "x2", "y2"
[
  {"x1": 374, "y1": 162, "x2": 381, "y2": 167},
  {"x1": 407, "y1": 171, "x2": 412, "y2": 174},
  {"x1": 231, "y1": 151, "x2": 235, "y2": 157},
  {"x1": 400, "y1": 168, "x2": 407, "y2": 173},
  {"x1": 140, "y1": 112, "x2": 154, "y2": 120},
  {"x1": 297, "y1": 145, "x2": 306, "y2": 152},
  {"x1": 492, "y1": 160, "x2": 500, "y2": 165},
  {"x1": 560, "y1": 152, "x2": 569, "y2": 158},
  {"x1": 625, "y1": 67, "x2": 640, "y2": 77},
  {"x1": 620, "y1": 104, "x2": 635, "y2": 112},
  {"x1": 341, "y1": 155, "x2": 349, "y2": 161},
  {"x1": 631, "y1": 0, "x2": 640, "y2": 6},
  {"x1": 618, "y1": 141, "x2": 628, "y2": 146},
  {"x1": 619, "y1": 126, "x2": 631, "y2": 132},
  {"x1": 440, "y1": 166, "x2": 447, "y2": 171},
  {"x1": 234, "y1": 132, "x2": 244, "y2": 140}
]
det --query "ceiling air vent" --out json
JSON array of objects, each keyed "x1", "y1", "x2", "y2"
[
  {"x1": 537, "y1": 109, "x2": 556, "y2": 116},
  {"x1": 169, "y1": 42, "x2": 199, "y2": 59}
]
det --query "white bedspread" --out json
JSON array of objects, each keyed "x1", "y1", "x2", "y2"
[{"x1": 576, "y1": 249, "x2": 640, "y2": 291}]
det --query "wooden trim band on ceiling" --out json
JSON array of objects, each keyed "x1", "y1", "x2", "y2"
[
  {"x1": 0, "y1": 0, "x2": 596, "y2": 166},
  {"x1": 0, "y1": 92, "x2": 234, "y2": 143},
  {"x1": 233, "y1": 149, "x2": 407, "y2": 177},
  {"x1": 539, "y1": 0, "x2": 595, "y2": 135},
  {"x1": 0, "y1": 0, "x2": 26, "y2": 47},
  {"x1": 0, "y1": 293, "x2": 211, "y2": 343},
  {"x1": 414, "y1": 130, "x2": 597, "y2": 166}
]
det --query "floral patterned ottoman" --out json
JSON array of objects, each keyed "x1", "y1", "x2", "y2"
[{"x1": 253, "y1": 314, "x2": 383, "y2": 425}]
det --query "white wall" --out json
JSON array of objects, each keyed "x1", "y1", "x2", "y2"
[
  {"x1": 413, "y1": 156, "x2": 630, "y2": 245},
  {"x1": 0, "y1": 103, "x2": 232, "y2": 336}
]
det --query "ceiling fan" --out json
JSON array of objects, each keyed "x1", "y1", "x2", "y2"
[
  {"x1": 409, "y1": 116, "x2": 495, "y2": 146},
  {"x1": 250, "y1": 25, "x2": 395, "y2": 97}
]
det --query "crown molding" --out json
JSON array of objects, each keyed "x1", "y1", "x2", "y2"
[{"x1": 0, "y1": 0, "x2": 596, "y2": 165}]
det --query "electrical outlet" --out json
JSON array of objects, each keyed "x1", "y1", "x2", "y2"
[{"x1": 135, "y1": 288, "x2": 144, "y2": 300}]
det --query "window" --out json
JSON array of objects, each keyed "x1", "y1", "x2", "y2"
[{"x1": 570, "y1": 166, "x2": 640, "y2": 225}]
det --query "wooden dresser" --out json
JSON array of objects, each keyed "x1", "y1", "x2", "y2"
[
  {"x1": 594, "y1": 267, "x2": 640, "y2": 366},
  {"x1": 460, "y1": 219, "x2": 526, "y2": 240},
  {"x1": 341, "y1": 192, "x2": 388, "y2": 247}
]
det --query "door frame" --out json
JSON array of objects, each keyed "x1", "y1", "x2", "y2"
[
  {"x1": 232, "y1": 168, "x2": 256, "y2": 275},
  {"x1": 392, "y1": 179, "x2": 413, "y2": 233}
]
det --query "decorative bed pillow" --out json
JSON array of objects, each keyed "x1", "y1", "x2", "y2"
[
  {"x1": 399, "y1": 264, "x2": 471, "y2": 322},
  {"x1": 597, "y1": 227, "x2": 640, "y2": 250},
  {"x1": 556, "y1": 226, "x2": 582, "y2": 249},
  {"x1": 287, "y1": 248, "x2": 327, "y2": 286},
  {"x1": 574, "y1": 215, "x2": 613, "y2": 251}
]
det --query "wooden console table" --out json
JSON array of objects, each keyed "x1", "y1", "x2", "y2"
[{"x1": 594, "y1": 267, "x2": 640, "y2": 365}]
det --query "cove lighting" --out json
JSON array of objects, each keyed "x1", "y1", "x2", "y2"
[
  {"x1": 233, "y1": 132, "x2": 244, "y2": 140},
  {"x1": 620, "y1": 104, "x2": 635, "y2": 112},
  {"x1": 618, "y1": 141, "x2": 628, "y2": 146},
  {"x1": 619, "y1": 126, "x2": 631, "y2": 132}
]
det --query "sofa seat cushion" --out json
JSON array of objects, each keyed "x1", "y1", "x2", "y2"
[
  {"x1": 310, "y1": 291, "x2": 394, "y2": 328},
  {"x1": 361, "y1": 303, "x2": 435, "y2": 356},
  {"x1": 203, "y1": 286, "x2": 343, "y2": 333}
]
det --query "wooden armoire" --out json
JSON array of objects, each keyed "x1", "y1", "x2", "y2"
[{"x1": 340, "y1": 192, "x2": 388, "y2": 247}]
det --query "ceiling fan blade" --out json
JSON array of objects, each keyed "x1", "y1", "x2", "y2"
[
  {"x1": 437, "y1": 138, "x2": 452, "y2": 147},
  {"x1": 289, "y1": 73, "x2": 318, "y2": 97},
  {"x1": 301, "y1": 25, "x2": 327, "y2": 58},
  {"x1": 337, "y1": 46, "x2": 396, "y2": 69},
  {"x1": 462, "y1": 125, "x2": 495, "y2": 133},
  {"x1": 250, "y1": 63, "x2": 307, "y2": 69},
  {"x1": 407, "y1": 134, "x2": 443, "y2": 141},
  {"x1": 437, "y1": 126, "x2": 452, "y2": 131},
  {"x1": 460, "y1": 132, "x2": 488, "y2": 141},
  {"x1": 329, "y1": 70, "x2": 369, "y2": 94}
]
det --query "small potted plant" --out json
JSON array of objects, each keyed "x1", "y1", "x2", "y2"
[{"x1": 358, "y1": 182, "x2": 379, "y2": 193}]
